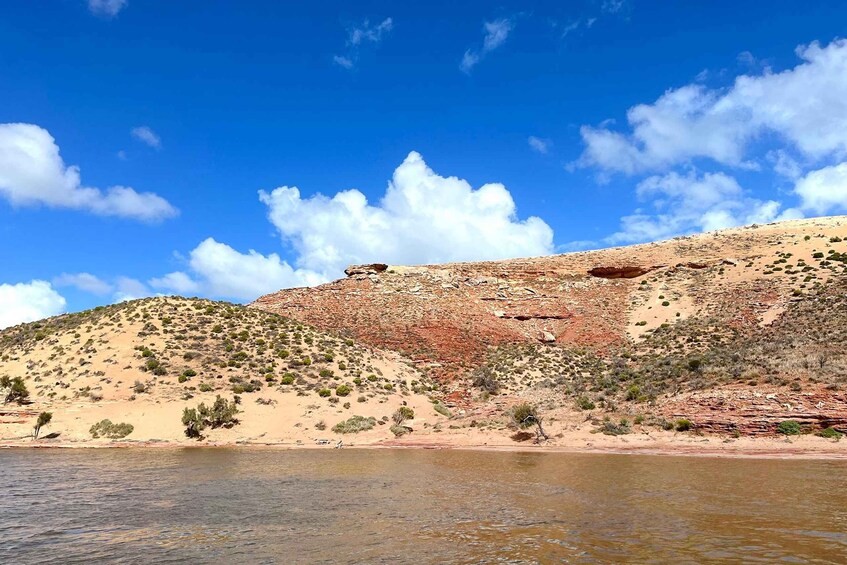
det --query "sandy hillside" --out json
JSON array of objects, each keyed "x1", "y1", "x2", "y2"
[{"x1": 0, "y1": 297, "x2": 447, "y2": 446}]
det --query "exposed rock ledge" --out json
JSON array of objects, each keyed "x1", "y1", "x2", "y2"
[
  {"x1": 587, "y1": 266, "x2": 656, "y2": 279},
  {"x1": 345, "y1": 263, "x2": 389, "y2": 276}
]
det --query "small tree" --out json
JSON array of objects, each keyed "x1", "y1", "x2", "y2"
[
  {"x1": 1, "y1": 376, "x2": 29, "y2": 405},
  {"x1": 182, "y1": 407, "x2": 206, "y2": 438},
  {"x1": 510, "y1": 402, "x2": 548, "y2": 443},
  {"x1": 33, "y1": 412, "x2": 52, "y2": 439},
  {"x1": 392, "y1": 406, "x2": 415, "y2": 425},
  {"x1": 182, "y1": 396, "x2": 239, "y2": 439}
]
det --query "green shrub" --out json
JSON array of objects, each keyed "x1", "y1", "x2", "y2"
[
  {"x1": 182, "y1": 369, "x2": 197, "y2": 377},
  {"x1": 183, "y1": 395, "x2": 239, "y2": 438},
  {"x1": 625, "y1": 385, "x2": 641, "y2": 401},
  {"x1": 332, "y1": 415, "x2": 377, "y2": 434},
  {"x1": 280, "y1": 374, "x2": 295, "y2": 385},
  {"x1": 392, "y1": 406, "x2": 414, "y2": 424},
  {"x1": 319, "y1": 369, "x2": 333, "y2": 379},
  {"x1": 576, "y1": 396, "x2": 596, "y2": 410},
  {"x1": 199, "y1": 383, "x2": 213, "y2": 392},
  {"x1": 1, "y1": 376, "x2": 29, "y2": 405},
  {"x1": 89, "y1": 419, "x2": 134, "y2": 439},
  {"x1": 511, "y1": 403, "x2": 539, "y2": 429},
  {"x1": 433, "y1": 402, "x2": 451, "y2": 417},
  {"x1": 178, "y1": 375, "x2": 188, "y2": 383},
  {"x1": 390, "y1": 424, "x2": 408, "y2": 437},
  {"x1": 675, "y1": 419, "x2": 693, "y2": 432},
  {"x1": 33, "y1": 411, "x2": 52, "y2": 439},
  {"x1": 817, "y1": 427, "x2": 844, "y2": 440},
  {"x1": 367, "y1": 374, "x2": 378, "y2": 382},
  {"x1": 318, "y1": 388, "x2": 331, "y2": 397},
  {"x1": 777, "y1": 420, "x2": 802, "y2": 435},
  {"x1": 598, "y1": 418, "x2": 631, "y2": 436},
  {"x1": 335, "y1": 384, "x2": 352, "y2": 396}
]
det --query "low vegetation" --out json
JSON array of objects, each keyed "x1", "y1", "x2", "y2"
[
  {"x1": 182, "y1": 395, "x2": 239, "y2": 438},
  {"x1": 33, "y1": 412, "x2": 52, "y2": 440},
  {"x1": 89, "y1": 419, "x2": 134, "y2": 439},
  {"x1": 332, "y1": 415, "x2": 376, "y2": 434}
]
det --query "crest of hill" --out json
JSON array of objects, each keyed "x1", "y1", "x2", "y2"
[
  {"x1": 1, "y1": 296, "x2": 442, "y2": 444},
  {"x1": 252, "y1": 216, "x2": 847, "y2": 378}
]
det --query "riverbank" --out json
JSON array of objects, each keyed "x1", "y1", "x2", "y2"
[{"x1": 3, "y1": 428, "x2": 845, "y2": 459}]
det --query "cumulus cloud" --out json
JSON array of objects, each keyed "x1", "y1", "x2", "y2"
[
  {"x1": 793, "y1": 162, "x2": 847, "y2": 215},
  {"x1": 148, "y1": 271, "x2": 201, "y2": 295},
  {"x1": 0, "y1": 281, "x2": 66, "y2": 329},
  {"x1": 607, "y1": 170, "x2": 792, "y2": 244},
  {"x1": 113, "y1": 277, "x2": 151, "y2": 303},
  {"x1": 461, "y1": 18, "x2": 514, "y2": 73},
  {"x1": 147, "y1": 152, "x2": 553, "y2": 302},
  {"x1": 153, "y1": 239, "x2": 323, "y2": 301},
  {"x1": 578, "y1": 39, "x2": 847, "y2": 174},
  {"x1": 54, "y1": 272, "x2": 112, "y2": 295},
  {"x1": 259, "y1": 151, "x2": 553, "y2": 276},
  {"x1": 334, "y1": 17, "x2": 393, "y2": 70},
  {"x1": 87, "y1": 0, "x2": 127, "y2": 17},
  {"x1": 528, "y1": 136, "x2": 551, "y2": 154},
  {"x1": 0, "y1": 123, "x2": 178, "y2": 222},
  {"x1": 130, "y1": 126, "x2": 161, "y2": 149}
]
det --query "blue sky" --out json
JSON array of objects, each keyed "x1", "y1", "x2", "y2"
[{"x1": 2, "y1": 0, "x2": 847, "y2": 327}]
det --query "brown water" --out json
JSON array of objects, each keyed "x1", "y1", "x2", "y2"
[{"x1": 1, "y1": 448, "x2": 845, "y2": 564}]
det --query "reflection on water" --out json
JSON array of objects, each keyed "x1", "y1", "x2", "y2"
[{"x1": 1, "y1": 448, "x2": 845, "y2": 563}]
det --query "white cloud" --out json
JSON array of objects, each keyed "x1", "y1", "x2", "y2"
[
  {"x1": 259, "y1": 151, "x2": 553, "y2": 276},
  {"x1": 348, "y1": 18, "x2": 393, "y2": 46},
  {"x1": 482, "y1": 19, "x2": 512, "y2": 51},
  {"x1": 768, "y1": 149, "x2": 802, "y2": 179},
  {"x1": 528, "y1": 136, "x2": 551, "y2": 154},
  {"x1": 0, "y1": 281, "x2": 66, "y2": 329},
  {"x1": 149, "y1": 271, "x2": 201, "y2": 295},
  {"x1": 460, "y1": 51, "x2": 481, "y2": 73},
  {"x1": 53, "y1": 273, "x2": 112, "y2": 295},
  {"x1": 793, "y1": 162, "x2": 847, "y2": 215},
  {"x1": 131, "y1": 126, "x2": 161, "y2": 149},
  {"x1": 181, "y1": 238, "x2": 322, "y2": 300},
  {"x1": 334, "y1": 17, "x2": 393, "y2": 70},
  {"x1": 88, "y1": 0, "x2": 127, "y2": 17},
  {"x1": 578, "y1": 39, "x2": 847, "y2": 174},
  {"x1": 147, "y1": 152, "x2": 552, "y2": 302},
  {"x1": 113, "y1": 277, "x2": 150, "y2": 303},
  {"x1": 0, "y1": 123, "x2": 178, "y2": 222},
  {"x1": 461, "y1": 18, "x2": 514, "y2": 73},
  {"x1": 601, "y1": 0, "x2": 627, "y2": 14},
  {"x1": 607, "y1": 170, "x2": 792, "y2": 244},
  {"x1": 737, "y1": 50, "x2": 757, "y2": 67},
  {"x1": 332, "y1": 55, "x2": 355, "y2": 70}
]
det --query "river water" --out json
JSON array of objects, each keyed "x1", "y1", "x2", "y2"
[{"x1": 1, "y1": 448, "x2": 845, "y2": 563}]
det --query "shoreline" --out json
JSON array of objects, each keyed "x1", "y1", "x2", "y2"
[{"x1": 3, "y1": 436, "x2": 845, "y2": 460}]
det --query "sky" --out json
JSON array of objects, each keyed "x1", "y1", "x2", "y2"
[{"x1": 3, "y1": 0, "x2": 847, "y2": 328}]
